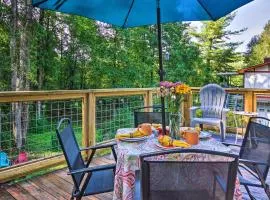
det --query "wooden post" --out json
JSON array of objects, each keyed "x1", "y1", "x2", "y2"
[
  {"x1": 244, "y1": 91, "x2": 255, "y2": 112},
  {"x1": 183, "y1": 93, "x2": 192, "y2": 126},
  {"x1": 253, "y1": 93, "x2": 257, "y2": 112},
  {"x1": 144, "y1": 91, "x2": 153, "y2": 111},
  {"x1": 82, "y1": 94, "x2": 90, "y2": 151},
  {"x1": 89, "y1": 92, "x2": 96, "y2": 146}
]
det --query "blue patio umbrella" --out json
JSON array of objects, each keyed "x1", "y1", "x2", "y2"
[{"x1": 32, "y1": 0, "x2": 253, "y2": 134}]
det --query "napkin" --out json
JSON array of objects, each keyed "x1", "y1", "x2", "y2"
[
  {"x1": 158, "y1": 135, "x2": 191, "y2": 148},
  {"x1": 116, "y1": 128, "x2": 150, "y2": 139}
]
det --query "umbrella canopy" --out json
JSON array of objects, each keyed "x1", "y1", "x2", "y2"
[
  {"x1": 32, "y1": 0, "x2": 253, "y2": 136},
  {"x1": 33, "y1": 0, "x2": 252, "y2": 28}
]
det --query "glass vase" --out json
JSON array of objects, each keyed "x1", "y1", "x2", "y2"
[{"x1": 169, "y1": 112, "x2": 182, "y2": 139}]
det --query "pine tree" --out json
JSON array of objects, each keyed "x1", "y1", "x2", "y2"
[
  {"x1": 192, "y1": 14, "x2": 245, "y2": 83},
  {"x1": 246, "y1": 21, "x2": 270, "y2": 65}
]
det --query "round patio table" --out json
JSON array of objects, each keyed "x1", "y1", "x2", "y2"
[
  {"x1": 113, "y1": 128, "x2": 242, "y2": 200},
  {"x1": 232, "y1": 111, "x2": 258, "y2": 143}
]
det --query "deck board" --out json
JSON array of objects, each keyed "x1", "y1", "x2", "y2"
[
  {"x1": 19, "y1": 180, "x2": 58, "y2": 200},
  {"x1": 30, "y1": 175, "x2": 71, "y2": 200},
  {"x1": 2, "y1": 156, "x2": 114, "y2": 200},
  {"x1": 5, "y1": 184, "x2": 37, "y2": 200},
  {"x1": 0, "y1": 187, "x2": 15, "y2": 200}
]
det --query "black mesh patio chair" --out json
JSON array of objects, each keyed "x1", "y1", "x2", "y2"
[
  {"x1": 136, "y1": 149, "x2": 239, "y2": 200},
  {"x1": 56, "y1": 118, "x2": 117, "y2": 200},
  {"x1": 223, "y1": 116, "x2": 270, "y2": 199},
  {"x1": 134, "y1": 105, "x2": 169, "y2": 127}
]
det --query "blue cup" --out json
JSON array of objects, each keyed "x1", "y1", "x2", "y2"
[{"x1": 0, "y1": 152, "x2": 10, "y2": 167}]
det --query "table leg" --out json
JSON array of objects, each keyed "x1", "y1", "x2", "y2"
[{"x1": 234, "y1": 114, "x2": 239, "y2": 144}]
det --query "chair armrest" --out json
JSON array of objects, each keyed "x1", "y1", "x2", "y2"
[
  {"x1": 190, "y1": 106, "x2": 200, "y2": 121},
  {"x1": 222, "y1": 142, "x2": 241, "y2": 147},
  {"x1": 190, "y1": 106, "x2": 200, "y2": 111},
  {"x1": 68, "y1": 164, "x2": 116, "y2": 175},
  {"x1": 239, "y1": 159, "x2": 269, "y2": 166},
  {"x1": 80, "y1": 141, "x2": 117, "y2": 151}
]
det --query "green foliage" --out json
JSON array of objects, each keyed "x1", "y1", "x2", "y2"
[
  {"x1": 163, "y1": 23, "x2": 203, "y2": 86},
  {"x1": 246, "y1": 20, "x2": 270, "y2": 65},
  {"x1": 96, "y1": 106, "x2": 134, "y2": 142},
  {"x1": 0, "y1": 5, "x2": 11, "y2": 90},
  {"x1": 0, "y1": 4, "x2": 247, "y2": 91},
  {"x1": 191, "y1": 14, "x2": 245, "y2": 84}
]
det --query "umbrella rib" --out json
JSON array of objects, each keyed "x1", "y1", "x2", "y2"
[
  {"x1": 32, "y1": 0, "x2": 49, "y2": 7},
  {"x1": 197, "y1": 0, "x2": 215, "y2": 20},
  {"x1": 122, "y1": 0, "x2": 135, "y2": 28},
  {"x1": 54, "y1": 0, "x2": 67, "y2": 10}
]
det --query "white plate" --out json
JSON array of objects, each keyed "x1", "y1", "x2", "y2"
[
  {"x1": 116, "y1": 128, "x2": 149, "y2": 142},
  {"x1": 199, "y1": 131, "x2": 212, "y2": 139},
  {"x1": 117, "y1": 128, "x2": 137, "y2": 134},
  {"x1": 119, "y1": 136, "x2": 149, "y2": 142}
]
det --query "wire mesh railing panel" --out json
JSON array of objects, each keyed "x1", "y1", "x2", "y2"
[
  {"x1": 226, "y1": 94, "x2": 244, "y2": 128},
  {"x1": 152, "y1": 92, "x2": 161, "y2": 106},
  {"x1": 256, "y1": 95, "x2": 270, "y2": 119},
  {"x1": 0, "y1": 99, "x2": 82, "y2": 168},
  {"x1": 192, "y1": 92, "x2": 200, "y2": 107},
  {"x1": 95, "y1": 95, "x2": 144, "y2": 143}
]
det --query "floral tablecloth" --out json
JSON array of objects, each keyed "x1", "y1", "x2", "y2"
[{"x1": 113, "y1": 128, "x2": 242, "y2": 200}]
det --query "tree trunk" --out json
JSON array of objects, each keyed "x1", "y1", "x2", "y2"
[
  {"x1": 10, "y1": 0, "x2": 22, "y2": 148},
  {"x1": 37, "y1": 9, "x2": 45, "y2": 90},
  {"x1": 10, "y1": 0, "x2": 32, "y2": 149},
  {"x1": 20, "y1": 0, "x2": 32, "y2": 143},
  {"x1": 10, "y1": 0, "x2": 19, "y2": 91},
  {"x1": 37, "y1": 10, "x2": 45, "y2": 119}
]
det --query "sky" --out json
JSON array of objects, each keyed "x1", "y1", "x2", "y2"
[
  {"x1": 191, "y1": 0, "x2": 270, "y2": 53},
  {"x1": 229, "y1": 0, "x2": 270, "y2": 52}
]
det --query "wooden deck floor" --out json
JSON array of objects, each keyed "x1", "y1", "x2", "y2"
[{"x1": 0, "y1": 156, "x2": 114, "y2": 200}]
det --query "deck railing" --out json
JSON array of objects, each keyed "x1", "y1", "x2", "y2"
[{"x1": 0, "y1": 87, "x2": 269, "y2": 182}]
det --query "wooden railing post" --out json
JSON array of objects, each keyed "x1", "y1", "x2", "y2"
[
  {"x1": 253, "y1": 93, "x2": 257, "y2": 112},
  {"x1": 244, "y1": 91, "x2": 256, "y2": 112},
  {"x1": 183, "y1": 93, "x2": 192, "y2": 126},
  {"x1": 144, "y1": 90, "x2": 153, "y2": 111},
  {"x1": 82, "y1": 94, "x2": 90, "y2": 151},
  {"x1": 89, "y1": 92, "x2": 96, "y2": 146}
]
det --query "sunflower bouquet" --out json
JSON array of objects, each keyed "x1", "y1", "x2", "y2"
[
  {"x1": 159, "y1": 81, "x2": 191, "y2": 113},
  {"x1": 158, "y1": 81, "x2": 191, "y2": 139}
]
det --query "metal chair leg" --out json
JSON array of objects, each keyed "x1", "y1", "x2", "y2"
[
  {"x1": 220, "y1": 122, "x2": 225, "y2": 142},
  {"x1": 199, "y1": 124, "x2": 203, "y2": 130},
  {"x1": 244, "y1": 185, "x2": 255, "y2": 200},
  {"x1": 234, "y1": 113, "x2": 239, "y2": 144},
  {"x1": 263, "y1": 184, "x2": 270, "y2": 199}
]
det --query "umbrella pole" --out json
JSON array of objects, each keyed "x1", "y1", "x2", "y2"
[{"x1": 156, "y1": 0, "x2": 166, "y2": 135}]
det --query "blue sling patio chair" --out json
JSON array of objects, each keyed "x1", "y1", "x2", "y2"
[
  {"x1": 56, "y1": 118, "x2": 117, "y2": 200},
  {"x1": 223, "y1": 117, "x2": 270, "y2": 199},
  {"x1": 190, "y1": 84, "x2": 229, "y2": 142},
  {"x1": 134, "y1": 105, "x2": 169, "y2": 127},
  {"x1": 136, "y1": 149, "x2": 239, "y2": 200}
]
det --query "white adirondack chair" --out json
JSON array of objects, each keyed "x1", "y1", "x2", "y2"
[{"x1": 190, "y1": 84, "x2": 229, "y2": 141}]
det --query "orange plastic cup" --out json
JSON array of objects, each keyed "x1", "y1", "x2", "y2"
[{"x1": 182, "y1": 129, "x2": 199, "y2": 145}]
